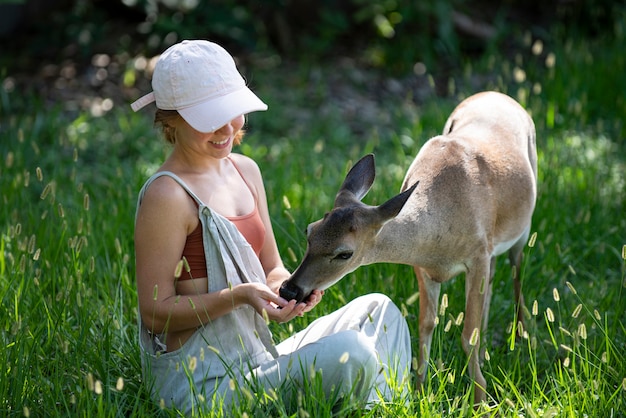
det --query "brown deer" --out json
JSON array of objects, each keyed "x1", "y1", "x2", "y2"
[{"x1": 279, "y1": 91, "x2": 537, "y2": 405}]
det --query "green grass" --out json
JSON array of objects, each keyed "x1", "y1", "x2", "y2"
[{"x1": 1, "y1": 29, "x2": 625, "y2": 417}]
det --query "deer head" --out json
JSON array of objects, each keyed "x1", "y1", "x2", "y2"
[{"x1": 279, "y1": 154, "x2": 417, "y2": 303}]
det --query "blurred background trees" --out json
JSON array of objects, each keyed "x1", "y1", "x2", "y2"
[
  {"x1": 1, "y1": 0, "x2": 621, "y2": 73},
  {"x1": 0, "y1": 0, "x2": 623, "y2": 138}
]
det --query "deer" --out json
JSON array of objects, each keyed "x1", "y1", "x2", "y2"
[{"x1": 279, "y1": 91, "x2": 538, "y2": 405}]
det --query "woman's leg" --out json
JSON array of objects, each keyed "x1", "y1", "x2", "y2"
[
  {"x1": 255, "y1": 293, "x2": 412, "y2": 405},
  {"x1": 252, "y1": 328, "x2": 378, "y2": 407}
]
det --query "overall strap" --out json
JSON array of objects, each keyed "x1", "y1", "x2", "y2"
[
  {"x1": 137, "y1": 171, "x2": 206, "y2": 209},
  {"x1": 137, "y1": 171, "x2": 262, "y2": 286}
]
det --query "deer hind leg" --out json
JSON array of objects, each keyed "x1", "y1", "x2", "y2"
[
  {"x1": 415, "y1": 267, "x2": 441, "y2": 394},
  {"x1": 508, "y1": 230, "x2": 529, "y2": 331},
  {"x1": 479, "y1": 257, "x2": 496, "y2": 361},
  {"x1": 462, "y1": 256, "x2": 490, "y2": 405}
]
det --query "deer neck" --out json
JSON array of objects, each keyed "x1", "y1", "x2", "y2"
[{"x1": 361, "y1": 216, "x2": 422, "y2": 266}]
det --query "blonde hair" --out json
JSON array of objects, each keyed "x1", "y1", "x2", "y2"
[{"x1": 154, "y1": 109, "x2": 245, "y2": 145}]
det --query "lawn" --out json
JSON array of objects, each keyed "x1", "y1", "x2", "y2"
[{"x1": 1, "y1": 28, "x2": 624, "y2": 417}]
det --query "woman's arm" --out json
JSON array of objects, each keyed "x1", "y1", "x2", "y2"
[
  {"x1": 135, "y1": 175, "x2": 305, "y2": 334},
  {"x1": 135, "y1": 176, "x2": 233, "y2": 333}
]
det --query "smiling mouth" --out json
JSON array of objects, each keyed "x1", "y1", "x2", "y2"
[{"x1": 211, "y1": 138, "x2": 230, "y2": 145}]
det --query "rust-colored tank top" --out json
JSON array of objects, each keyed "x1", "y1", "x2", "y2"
[{"x1": 179, "y1": 158, "x2": 266, "y2": 280}]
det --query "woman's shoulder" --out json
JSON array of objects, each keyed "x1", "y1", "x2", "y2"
[
  {"x1": 229, "y1": 153, "x2": 262, "y2": 179},
  {"x1": 140, "y1": 172, "x2": 193, "y2": 208}
]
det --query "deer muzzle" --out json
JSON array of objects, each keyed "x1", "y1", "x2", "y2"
[{"x1": 279, "y1": 281, "x2": 306, "y2": 303}]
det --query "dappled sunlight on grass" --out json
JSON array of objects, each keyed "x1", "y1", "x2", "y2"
[{"x1": 1, "y1": 22, "x2": 625, "y2": 417}]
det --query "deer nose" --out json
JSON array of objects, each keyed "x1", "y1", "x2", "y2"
[{"x1": 279, "y1": 281, "x2": 303, "y2": 303}]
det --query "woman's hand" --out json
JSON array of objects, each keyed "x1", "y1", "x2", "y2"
[
  {"x1": 301, "y1": 289, "x2": 324, "y2": 313},
  {"x1": 233, "y1": 283, "x2": 309, "y2": 323},
  {"x1": 271, "y1": 288, "x2": 324, "y2": 321}
]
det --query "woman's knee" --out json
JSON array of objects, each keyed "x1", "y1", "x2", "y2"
[
  {"x1": 351, "y1": 293, "x2": 399, "y2": 316},
  {"x1": 352, "y1": 293, "x2": 405, "y2": 324},
  {"x1": 335, "y1": 329, "x2": 378, "y2": 367},
  {"x1": 320, "y1": 330, "x2": 378, "y2": 395}
]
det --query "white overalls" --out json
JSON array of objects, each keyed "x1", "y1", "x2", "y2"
[{"x1": 136, "y1": 172, "x2": 412, "y2": 415}]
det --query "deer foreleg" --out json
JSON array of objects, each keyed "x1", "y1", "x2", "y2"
[
  {"x1": 462, "y1": 258, "x2": 489, "y2": 405},
  {"x1": 415, "y1": 267, "x2": 441, "y2": 393}
]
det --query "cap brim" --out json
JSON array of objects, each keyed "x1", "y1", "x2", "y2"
[
  {"x1": 178, "y1": 86, "x2": 268, "y2": 133},
  {"x1": 130, "y1": 92, "x2": 156, "y2": 112}
]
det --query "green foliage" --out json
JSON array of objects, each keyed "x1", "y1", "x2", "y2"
[
  {"x1": 120, "y1": 0, "x2": 626, "y2": 72},
  {"x1": 4, "y1": 0, "x2": 624, "y2": 77},
  {"x1": 1, "y1": 21, "x2": 625, "y2": 418}
]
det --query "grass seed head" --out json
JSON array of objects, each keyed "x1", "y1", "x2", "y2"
[
  {"x1": 566, "y1": 281, "x2": 577, "y2": 295},
  {"x1": 528, "y1": 231, "x2": 537, "y2": 248},
  {"x1": 594, "y1": 310, "x2": 601, "y2": 321},
  {"x1": 406, "y1": 291, "x2": 419, "y2": 306},
  {"x1": 282, "y1": 195, "x2": 291, "y2": 209},
  {"x1": 469, "y1": 328, "x2": 480, "y2": 346},
  {"x1": 87, "y1": 373, "x2": 94, "y2": 391},
  {"x1": 455, "y1": 311, "x2": 464, "y2": 326},
  {"x1": 448, "y1": 369, "x2": 455, "y2": 384},
  {"x1": 174, "y1": 260, "x2": 183, "y2": 278},
  {"x1": 116, "y1": 377, "x2": 124, "y2": 391},
  {"x1": 440, "y1": 293, "x2": 448, "y2": 315},
  {"x1": 287, "y1": 247, "x2": 297, "y2": 263},
  {"x1": 188, "y1": 356, "x2": 197, "y2": 373},
  {"x1": 546, "y1": 307, "x2": 555, "y2": 323},
  {"x1": 40, "y1": 183, "x2": 52, "y2": 200}
]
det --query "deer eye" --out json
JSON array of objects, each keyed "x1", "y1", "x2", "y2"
[{"x1": 333, "y1": 251, "x2": 353, "y2": 261}]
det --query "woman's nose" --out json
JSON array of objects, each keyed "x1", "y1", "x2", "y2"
[{"x1": 215, "y1": 122, "x2": 234, "y2": 135}]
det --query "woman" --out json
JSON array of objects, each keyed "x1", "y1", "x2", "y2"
[{"x1": 131, "y1": 39, "x2": 411, "y2": 415}]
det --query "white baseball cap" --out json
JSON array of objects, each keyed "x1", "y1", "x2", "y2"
[{"x1": 130, "y1": 40, "x2": 268, "y2": 133}]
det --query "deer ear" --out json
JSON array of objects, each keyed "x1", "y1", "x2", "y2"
[
  {"x1": 376, "y1": 181, "x2": 418, "y2": 221},
  {"x1": 334, "y1": 154, "x2": 376, "y2": 207}
]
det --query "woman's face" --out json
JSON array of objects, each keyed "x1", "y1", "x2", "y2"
[{"x1": 175, "y1": 114, "x2": 245, "y2": 157}]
